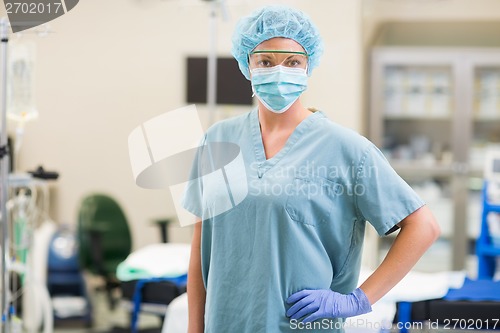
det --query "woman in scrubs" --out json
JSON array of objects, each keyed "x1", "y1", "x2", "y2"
[{"x1": 183, "y1": 5, "x2": 440, "y2": 333}]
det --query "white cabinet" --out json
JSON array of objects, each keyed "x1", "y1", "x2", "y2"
[{"x1": 369, "y1": 47, "x2": 500, "y2": 271}]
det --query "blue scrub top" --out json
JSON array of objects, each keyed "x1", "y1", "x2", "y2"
[{"x1": 182, "y1": 109, "x2": 424, "y2": 333}]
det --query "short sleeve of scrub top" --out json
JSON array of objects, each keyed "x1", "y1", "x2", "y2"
[
  {"x1": 180, "y1": 109, "x2": 425, "y2": 333},
  {"x1": 354, "y1": 144, "x2": 425, "y2": 236}
]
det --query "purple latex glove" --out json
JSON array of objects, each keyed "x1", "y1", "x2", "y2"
[{"x1": 286, "y1": 288, "x2": 372, "y2": 322}]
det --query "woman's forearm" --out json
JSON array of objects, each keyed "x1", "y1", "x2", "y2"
[
  {"x1": 187, "y1": 220, "x2": 206, "y2": 333},
  {"x1": 359, "y1": 205, "x2": 441, "y2": 304}
]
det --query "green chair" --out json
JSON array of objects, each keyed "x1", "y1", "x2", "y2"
[{"x1": 77, "y1": 194, "x2": 132, "y2": 309}]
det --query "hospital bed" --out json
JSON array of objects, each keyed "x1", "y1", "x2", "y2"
[
  {"x1": 116, "y1": 243, "x2": 190, "y2": 333},
  {"x1": 121, "y1": 275, "x2": 187, "y2": 333}
]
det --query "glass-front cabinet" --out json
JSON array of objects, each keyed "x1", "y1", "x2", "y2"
[
  {"x1": 468, "y1": 58, "x2": 500, "y2": 273},
  {"x1": 369, "y1": 48, "x2": 500, "y2": 271}
]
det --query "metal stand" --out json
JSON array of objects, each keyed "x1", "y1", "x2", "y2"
[
  {"x1": 206, "y1": 2, "x2": 217, "y2": 127},
  {"x1": 206, "y1": 0, "x2": 227, "y2": 127},
  {"x1": 0, "y1": 17, "x2": 10, "y2": 333}
]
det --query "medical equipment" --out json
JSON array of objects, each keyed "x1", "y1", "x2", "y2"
[
  {"x1": 47, "y1": 226, "x2": 91, "y2": 325},
  {"x1": 7, "y1": 39, "x2": 38, "y2": 123},
  {"x1": 6, "y1": 39, "x2": 38, "y2": 173},
  {"x1": 6, "y1": 38, "x2": 39, "y2": 173},
  {"x1": 3, "y1": 176, "x2": 55, "y2": 333},
  {"x1": 0, "y1": 18, "x2": 51, "y2": 333},
  {"x1": 1, "y1": 18, "x2": 11, "y2": 333},
  {"x1": 231, "y1": 5, "x2": 324, "y2": 80}
]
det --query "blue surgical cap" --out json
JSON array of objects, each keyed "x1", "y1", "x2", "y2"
[{"x1": 231, "y1": 5, "x2": 324, "y2": 80}]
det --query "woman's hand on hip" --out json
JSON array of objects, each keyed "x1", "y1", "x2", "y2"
[{"x1": 286, "y1": 288, "x2": 372, "y2": 322}]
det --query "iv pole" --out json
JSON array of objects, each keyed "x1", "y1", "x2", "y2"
[
  {"x1": 206, "y1": 0, "x2": 227, "y2": 127},
  {"x1": 0, "y1": 23, "x2": 52, "y2": 333},
  {"x1": 0, "y1": 17, "x2": 10, "y2": 333},
  {"x1": 206, "y1": 0, "x2": 217, "y2": 127}
]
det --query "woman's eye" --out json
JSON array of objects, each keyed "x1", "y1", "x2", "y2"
[
  {"x1": 257, "y1": 60, "x2": 272, "y2": 67},
  {"x1": 286, "y1": 59, "x2": 301, "y2": 67}
]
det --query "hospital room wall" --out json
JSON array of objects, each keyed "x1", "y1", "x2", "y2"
[
  {"x1": 0, "y1": 0, "x2": 364, "y2": 248},
  {"x1": 363, "y1": 0, "x2": 500, "y2": 47}
]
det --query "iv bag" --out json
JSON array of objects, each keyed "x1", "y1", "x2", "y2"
[{"x1": 7, "y1": 40, "x2": 38, "y2": 123}]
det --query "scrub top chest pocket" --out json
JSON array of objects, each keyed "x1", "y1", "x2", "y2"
[{"x1": 285, "y1": 176, "x2": 343, "y2": 227}]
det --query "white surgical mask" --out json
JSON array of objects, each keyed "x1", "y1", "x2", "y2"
[{"x1": 250, "y1": 65, "x2": 308, "y2": 113}]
